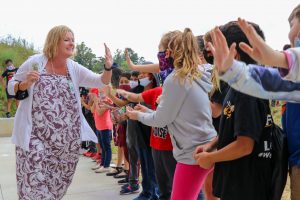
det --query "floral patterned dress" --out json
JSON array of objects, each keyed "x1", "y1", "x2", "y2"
[{"x1": 16, "y1": 69, "x2": 81, "y2": 200}]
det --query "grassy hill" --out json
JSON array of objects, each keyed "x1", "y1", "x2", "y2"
[{"x1": 0, "y1": 36, "x2": 35, "y2": 117}]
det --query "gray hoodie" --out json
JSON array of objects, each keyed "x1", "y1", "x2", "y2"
[{"x1": 137, "y1": 68, "x2": 217, "y2": 165}]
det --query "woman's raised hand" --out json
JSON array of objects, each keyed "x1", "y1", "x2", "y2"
[{"x1": 104, "y1": 43, "x2": 113, "y2": 69}]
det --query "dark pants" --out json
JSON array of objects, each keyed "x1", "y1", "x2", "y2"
[
  {"x1": 127, "y1": 142, "x2": 139, "y2": 184},
  {"x1": 83, "y1": 112, "x2": 97, "y2": 153},
  {"x1": 139, "y1": 147, "x2": 159, "y2": 199},
  {"x1": 97, "y1": 129, "x2": 112, "y2": 168},
  {"x1": 197, "y1": 190, "x2": 205, "y2": 200},
  {"x1": 152, "y1": 149, "x2": 176, "y2": 200}
]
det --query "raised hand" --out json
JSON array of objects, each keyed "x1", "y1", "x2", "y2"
[
  {"x1": 208, "y1": 27, "x2": 237, "y2": 74},
  {"x1": 237, "y1": 18, "x2": 288, "y2": 68},
  {"x1": 125, "y1": 48, "x2": 135, "y2": 70},
  {"x1": 104, "y1": 43, "x2": 113, "y2": 69}
]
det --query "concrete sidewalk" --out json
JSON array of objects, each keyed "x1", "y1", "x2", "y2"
[{"x1": 0, "y1": 137, "x2": 137, "y2": 200}]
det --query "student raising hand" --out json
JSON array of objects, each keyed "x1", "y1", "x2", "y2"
[
  {"x1": 208, "y1": 27, "x2": 237, "y2": 74},
  {"x1": 237, "y1": 18, "x2": 288, "y2": 68}
]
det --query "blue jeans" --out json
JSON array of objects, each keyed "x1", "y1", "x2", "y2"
[
  {"x1": 138, "y1": 147, "x2": 159, "y2": 199},
  {"x1": 97, "y1": 129, "x2": 112, "y2": 168},
  {"x1": 197, "y1": 190, "x2": 205, "y2": 200}
]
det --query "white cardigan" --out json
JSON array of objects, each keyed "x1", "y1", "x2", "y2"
[{"x1": 8, "y1": 54, "x2": 106, "y2": 151}]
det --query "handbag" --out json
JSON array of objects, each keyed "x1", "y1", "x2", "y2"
[{"x1": 15, "y1": 82, "x2": 29, "y2": 100}]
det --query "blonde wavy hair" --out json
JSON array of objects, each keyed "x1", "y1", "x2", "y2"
[
  {"x1": 203, "y1": 30, "x2": 221, "y2": 96},
  {"x1": 43, "y1": 25, "x2": 74, "y2": 59},
  {"x1": 166, "y1": 28, "x2": 202, "y2": 83}
]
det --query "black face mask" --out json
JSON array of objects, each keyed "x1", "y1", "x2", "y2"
[{"x1": 203, "y1": 49, "x2": 214, "y2": 65}]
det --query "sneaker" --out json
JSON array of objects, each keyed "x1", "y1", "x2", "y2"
[
  {"x1": 83, "y1": 151, "x2": 93, "y2": 157},
  {"x1": 114, "y1": 170, "x2": 128, "y2": 179},
  {"x1": 106, "y1": 167, "x2": 123, "y2": 176},
  {"x1": 121, "y1": 183, "x2": 130, "y2": 189},
  {"x1": 133, "y1": 192, "x2": 152, "y2": 200},
  {"x1": 6, "y1": 112, "x2": 11, "y2": 118},
  {"x1": 118, "y1": 177, "x2": 129, "y2": 185},
  {"x1": 95, "y1": 167, "x2": 111, "y2": 173},
  {"x1": 91, "y1": 153, "x2": 101, "y2": 161},
  {"x1": 119, "y1": 184, "x2": 140, "y2": 195},
  {"x1": 91, "y1": 163, "x2": 101, "y2": 170}
]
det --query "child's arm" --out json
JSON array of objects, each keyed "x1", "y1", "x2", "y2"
[
  {"x1": 107, "y1": 86, "x2": 129, "y2": 107},
  {"x1": 195, "y1": 136, "x2": 254, "y2": 169},
  {"x1": 116, "y1": 89, "x2": 144, "y2": 103},
  {"x1": 125, "y1": 48, "x2": 160, "y2": 73}
]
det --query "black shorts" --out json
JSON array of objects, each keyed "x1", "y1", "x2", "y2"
[{"x1": 6, "y1": 88, "x2": 15, "y2": 99}]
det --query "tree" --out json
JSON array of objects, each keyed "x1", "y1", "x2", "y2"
[{"x1": 74, "y1": 42, "x2": 97, "y2": 70}]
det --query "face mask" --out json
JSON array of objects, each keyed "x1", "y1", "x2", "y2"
[
  {"x1": 294, "y1": 37, "x2": 300, "y2": 47},
  {"x1": 139, "y1": 77, "x2": 152, "y2": 87},
  {"x1": 129, "y1": 80, "x2": 139, "y2": 89},
  {"x1": 159, "y1": 68, "x2": 174, "y2": 84},
  {"x1": 157, "y1": 51, "x2": 174, "y2": 71},
  {"x1": 119, "y1": 84, "x2": 131, "y2": 91},
  {"x1": 6, "y1": 65, "x2": 15, "y2": 70},
  {"x1": 203, "y1": 49, "x2": 214, "y2": 64}
]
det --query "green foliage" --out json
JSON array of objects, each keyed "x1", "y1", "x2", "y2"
[{"x1": 0, "y1": 35, "x2": 36, "y2": 117}]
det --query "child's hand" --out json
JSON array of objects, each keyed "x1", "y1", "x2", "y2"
[
  {"x1": 194, "y1": 151, "x2": 214, "y2": 169},
  {"x1": 126, "y1": 106, "x2": 138, "y2": 120},
  {"x1": 237, "y1": 18, "x2": 288, "y2": 68},
  {"x1": 116, "y1": 89, "x2": 129, "y2": 99},
  {"x1": 156, "y1": 95, "x2": 162, "y2": 105},
  {"x1": 125, "y1": 48, "x2": 136, "y2": 70},
  {"x1": 208, "y1": 27, "x2": 237, "y2": 74},
  {"x1": 134, "y1": 104, "x2": 148, "y2": 113}
]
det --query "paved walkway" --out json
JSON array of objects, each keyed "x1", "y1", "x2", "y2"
[{"x1": 0, "y1": 137, "x2": 137, "y2": 200}]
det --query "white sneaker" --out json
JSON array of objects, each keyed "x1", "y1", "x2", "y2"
[
  {"x1": 95, "y1": 167, "x2": 111, "y2": 173},
  {"x1": 91, "y1": 163, "x2": 101, "y2": 170}
]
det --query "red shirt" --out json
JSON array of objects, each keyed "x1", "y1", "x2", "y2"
[{"x1": 142, "y1": 87, "x2": 173, "y2": 151}]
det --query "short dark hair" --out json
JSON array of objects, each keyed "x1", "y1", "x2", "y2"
[
  {"x1": 5, "y1": 59, "x2": 12, "y2": 65},
  {"x1": 196, "y1": 35, "x2": 205, "y2": 53},
  {"x1": 283, "y1": 44, "x2": 291, "y2": 51},
  {"x1": 131, "y1": 71, "x2": 140, "y2": 77},
  {"x1": 120, "y1": 72, "x2": 131, "y2": 80},
  {"x1": 289, "y1": 4, "x2": 300, "y2": 23},
  {"x1": 111, "y1": 68, "x2": 123, "y2": 88},
  {"x1": 220, "y1": 21, "x2": 265, "y2": 65}
]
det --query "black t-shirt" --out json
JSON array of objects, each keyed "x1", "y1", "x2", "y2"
[
  {"x1": 210, "y1": 81, "x2": 229, "y2": 131},
  {"x1": 212, "y1": 88, "x2": 273, "y2": 200},
  {"x1": 1, "y1": 68, "x2": 18, "y2": 86},
  {"x1": 127, "y1": 85, "x2": 151, "y2": 149}
]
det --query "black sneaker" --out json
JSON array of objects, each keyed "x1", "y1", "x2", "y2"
[
  {"x1": 119, "y1": 184, "x2": 140, "y2": 195},
  {"x1": 121, "y1": 183, "x2": 129, "y2": 189},
  {"x1": 106, "y1": 167, "x2": 123, "y2": 176},
  {"x1": 114, "y1": 169, "x2": 128, "y2": 179},
  {"x1": 6, "y1": 112, "x2": 11, "y2": 118},
  {"x1": 118, "y1": 177, "x2": 129, "y2": 185}
]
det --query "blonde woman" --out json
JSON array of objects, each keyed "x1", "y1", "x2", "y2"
[
  {"x1": 7, "y1": 25, "x2": 113, "y2": 200},
  {"x1": 126, "y1": 28, "x2": 217, "y2": 200}
]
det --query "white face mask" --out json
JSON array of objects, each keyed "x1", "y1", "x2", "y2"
[
  {"x1": 129, "y1": 80, "x2": 139, "y2": 89},
  {"x1": 139, "y1": 77, "x2": 152, "y2": 87},
  {"x1": 7, "y1": 65, "x2": 15, "y2": 70}
]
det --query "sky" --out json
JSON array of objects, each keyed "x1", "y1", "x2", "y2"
[{"x1": 0, "y1": 0, "x2": 299, "y2": 62}]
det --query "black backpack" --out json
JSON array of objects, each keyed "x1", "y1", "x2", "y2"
[{"x1": 257, "y1": 102, "x2": 289, "y2": 200}]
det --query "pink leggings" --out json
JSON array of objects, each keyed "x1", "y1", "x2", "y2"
[{"x1": 171, "y1": 163, "x2": 211, "y2": 200}]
